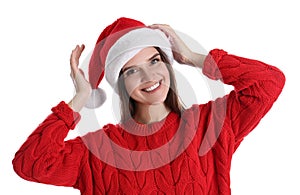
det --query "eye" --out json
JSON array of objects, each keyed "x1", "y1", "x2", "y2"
[
  {"x1": 124, "y1": 67, "x2": 139, "y2": 77},
  {"x1": 150, "y1": 57, "x2": 161, "y2": 65}
]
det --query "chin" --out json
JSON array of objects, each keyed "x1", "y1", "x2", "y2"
[
  {"x1": 147, "y1": 96, "x2": 168, "y2": 105},
  {"x1": 149, "y1": 100, "x2": 166, "y2": 105}
]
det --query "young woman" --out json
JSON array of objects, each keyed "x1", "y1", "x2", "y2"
[{"x1": 12, "y1": 17, "x2": 285, "y2": 195}]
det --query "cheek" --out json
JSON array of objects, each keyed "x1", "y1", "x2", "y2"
[
  {"x1": 162, "y1": 67, "x2": 171, "y2": 86},
  {"x1": 124, "y1": 79, "x2": 139, "y2": 96}
]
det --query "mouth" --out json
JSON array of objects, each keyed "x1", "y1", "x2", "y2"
[{"x1": 142, "y1": 80, "x2": 162, "y2": 93}]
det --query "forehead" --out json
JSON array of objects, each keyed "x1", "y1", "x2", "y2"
[{"x1": 122, "y1": 47, "x2": 158, "y2": 69}]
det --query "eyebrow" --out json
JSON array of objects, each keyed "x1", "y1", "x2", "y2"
[
  {"x1": 148, "y1": 53, "x2": 160, "y2": 61},
  {"x1": 121, "y1": 53, "x2": 161, "y2": 73}
]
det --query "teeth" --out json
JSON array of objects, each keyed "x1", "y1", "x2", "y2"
[{"x1": 144, "y1": 82, "x2": 160, "y2": 92}]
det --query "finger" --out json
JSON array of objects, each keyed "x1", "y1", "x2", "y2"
[
  {"x1": 71, "y1": 44, "x2": 84, "y2": 65},
  {"x1": 149, "y1": 24, "x2": 172, "y2": 36},
  {"x1": 148, "y1": 24, "x2": 163, "y2": 31},
  {"x1": 70, "y1": 46, "x2": 80, "y2": 76},
  {"x1": 76, "y1": 44, "x2": 85, "y2": 55},
  {"x1": 149, "y1": 24, "x2": 170, "y2": 29},
  {"x1": 70, "y1": 44, "x2": 85, "y2": 78},
  {"x1": 79, "y1": 44, "x2": 85, "y2": 52},
  {"x1": 70, "y1": 45, "x2": 79, "y2": 61},
  {"x1": 73, "y1": 44, "x2": 85, "y2": 63}
]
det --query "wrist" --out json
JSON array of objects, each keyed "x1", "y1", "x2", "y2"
[
  {"x1": 188, "y1": 52, "x2": 206, "y2": 68},
  {"x1": 68, "y1": 92, "x2": 90, "y2": 112}
]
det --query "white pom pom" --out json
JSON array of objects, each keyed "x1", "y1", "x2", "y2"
[{"x1": 85, "y1": 88, "x2": 107, "y2": 109}]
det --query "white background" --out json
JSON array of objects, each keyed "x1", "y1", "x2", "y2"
[{"x1": 1, "y1": 0, "x2": 299, "y2": 194}]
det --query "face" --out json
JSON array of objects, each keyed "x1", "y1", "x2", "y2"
[{"x1": 120, "y1": 47, "x2": 170, "y2": 106}]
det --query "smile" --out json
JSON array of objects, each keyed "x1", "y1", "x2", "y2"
[{"x1": 143, "y1": 81, "x2": 161, "y2": 92}]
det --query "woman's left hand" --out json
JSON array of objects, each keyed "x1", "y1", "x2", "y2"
[
  {"x1": 149, "y1": 24, "x2": 193, "y2": 65},
  {"x1": 149, "y1": 24, "x2": 205, "y2": 68}
]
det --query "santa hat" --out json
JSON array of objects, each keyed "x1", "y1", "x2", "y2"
[{"x1": 85, "y1": 17, "x2": 174, "y2": 109}]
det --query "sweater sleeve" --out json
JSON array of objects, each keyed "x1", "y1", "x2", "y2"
[
  {"x1": 202, "y1": 49, "x2": 285, "y2": 149},
  {"x1": 12, "y1": 101, "x2": 87, "y2": 187}
]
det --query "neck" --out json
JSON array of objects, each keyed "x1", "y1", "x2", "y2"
[{"x1": 134, "y1": 103, "x2": 171, "y2": 124}]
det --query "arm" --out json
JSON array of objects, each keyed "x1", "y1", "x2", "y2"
[
  {"x1": 150, "y1": 24, "x2": 285, "y2": 145},
  {"x1": 203, "y1": 49, "x2": 285, "y2": 147},
  {"x1": 68, "y1": 44, "x2": 92, "y2": 112},
  {"x1": 12, "y1": 101, "x2": 87, "y2": 186},
  {"x1": 12, "y1": 45, "x2": 91, "y2": 186}
]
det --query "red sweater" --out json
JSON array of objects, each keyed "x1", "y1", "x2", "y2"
[{"x1": 12, "y1": 49, "x2": 285, "y2": 194}]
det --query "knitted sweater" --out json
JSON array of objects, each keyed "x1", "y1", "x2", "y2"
[{"x1": 13, "y1": 49, "x2": 285, "y2": 195}]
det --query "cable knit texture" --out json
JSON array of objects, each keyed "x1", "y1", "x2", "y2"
[{"x1": 12, "y1": 49, "x2": 285, "y2": 195}]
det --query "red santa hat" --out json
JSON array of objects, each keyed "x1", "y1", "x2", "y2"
[{"x1": 85, "y1": 17, "x2": 174, "y2": 108}]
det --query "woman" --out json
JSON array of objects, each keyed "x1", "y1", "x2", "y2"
[{"x1": 12, "y1": 17, "x2": 285, "y2": 194}]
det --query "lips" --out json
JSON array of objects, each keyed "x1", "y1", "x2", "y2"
[{"x1": 142, "y1": 81, "x2": 162, "y2": 92}]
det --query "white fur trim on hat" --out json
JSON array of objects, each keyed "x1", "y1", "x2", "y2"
[{"x1": 105, "y1": 28, "x2": 173, "y2": 91}]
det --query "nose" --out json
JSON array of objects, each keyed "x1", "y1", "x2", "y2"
[{"x1": 140, "y1": 67, "x2": 155, "y2": 83}]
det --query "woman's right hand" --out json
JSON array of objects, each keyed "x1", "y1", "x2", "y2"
[
  {"x1": 68, "y1": 44, "x2": 92, "y2": 112},
  {"x1": 70, "y1": 44, "x2": 91, "y2": 95}
]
